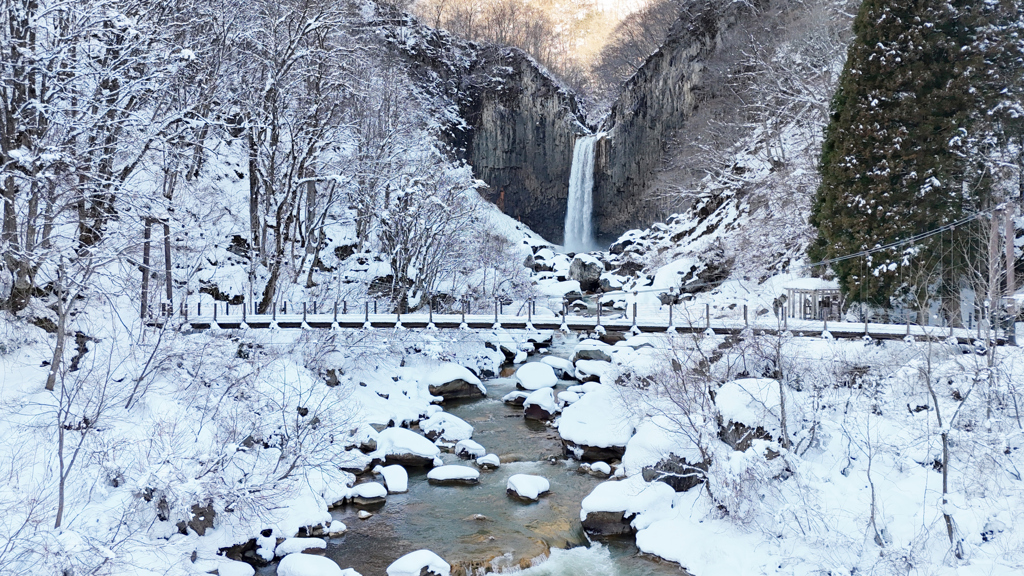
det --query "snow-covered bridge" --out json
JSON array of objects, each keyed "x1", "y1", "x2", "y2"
[{"x1": 152, "y1": 303, "x2": 1008, "y2": 345}]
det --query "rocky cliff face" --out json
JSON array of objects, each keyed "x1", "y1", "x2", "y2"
[
  {"x1": 592, "y1": 1, "x2": 748, "y2": 240},
  {"x1": 374, "y1": 10, "x2": 586, "y2": 243}
]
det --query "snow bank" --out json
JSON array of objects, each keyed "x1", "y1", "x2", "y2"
[
  {"x1": 716, "y1": 378, "x2": 801, "y2": 438},
  {"x1": 351, "y1": 482, "x2": 387, "y2": 500},
  {"x1": 507, "y1": 474, "x2": 550, "y2": 501},
  {"x1": 386, "y1": 550, "x2": 450, "y2": 576},
  {"x1": 515, "y1": 362, "x2": 558, "y2": 390},
  {"x1": 217, "y1": 560, "x2": 255, "y2": 576},
  {"x1": 623, "y1": 416, "x2": 704, "y2": 476},
  {"x1": 574, "y1": 359, "x2": 612, "y2": 381}
]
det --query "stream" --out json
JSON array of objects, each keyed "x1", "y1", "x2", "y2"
[{"x1": 282, "y1": 343, "x2": 684, "y2": 575}]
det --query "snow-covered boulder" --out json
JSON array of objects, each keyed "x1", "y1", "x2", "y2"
[
  {"x1": 506, "y1": 474, "x2": 550, "y2": 502},
  {"x1": 278, "y1": 554, "x2": 351, "y2": 576},
  {"x1": 625, "y1": 417, "x2": 708, "y2": 492},
  {"x1": 574, "y1": 359, "x2": 611, "y2": 382},
  {"x1": 579, "y1": 476, "x2": 675, "y2": 536},
  {"x1": 558, "y1": 383, "x2": 634, "y2": 461},
  {"x1": 558, "y1": 391, "x2": 580, "y2": 404},
  {"x1": 716, "y1": 378, "x2": 802, "y2": 450},
  {"x1": 454, "y1": 439, "x2": 486, "y2": 459},
  {"x1": 523, "y1": 388, "x2": 559, "y2": 420},
  {"x1": 372, "y1": 427, "x2": 441, "y2": 467},
  {"x1": 217, "y1": 560, "x2": 255, "y2": 576},
  {"x1": 350, "y1": 482, "x2": 387, "y2": 506},
  {"x1": 540, "y1": 356, "x2": 575, "y2": 379},
  {"x1": 569, "y1": 254, "x2": 604, "y2": 292},
  {"x1": 276, "y1": 538, "x2": 326, "y2": 557},
  {"x1": 476, "y1": 453, "x2": 501, "y2": 470},
  {"x1": 423, "y1": 363, "x2": 485, "y2": 401},
  {"x1": 502, "y1": 390, "x2": 530, "y2": 406},
  {"x1": 514, "y1": 363, "x2": 557, "y2": 390},
  {"x1": 571, "y1": 340, "x2": 612, "y2": 363},
  {"x1": 377, "y1": 465, "x2": 408, "y2": 494},
  {"x1": 386, "y1": 550, "x2": 450, "y2": 576},
  {"x1": 419, "y1": 412, "x2": 474, "y2": 442},
  {"x1": 426, "y1": 465, "x2": 480, "y2": 485}
]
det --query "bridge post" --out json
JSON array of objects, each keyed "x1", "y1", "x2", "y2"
[
  {"x1": 743, "y1": 305, "x2": 748, "y2": 327},
  {"x1": 365, "y1": 302, "x2": 369, "y2": 323},
  {"x1": 374, "y1": 300, "x2": 378, "y2": 314},
  {"x1": 494, "y1": 299, "x2": 499, "y2": 325},
  {"x1": 198, "y1": 302, "x2": 201, "y2": 317},
  {"x1": 632, "y1": 302, "x2": 637, "y2": 327},
  {"x1": 668, "y1": 303, "x2": 672, "y2": 327},
  {"x1": 597, "y1": 301, "x2": 601, "y2": 326},
  {"x1": 706, "y1": 304, "x2": 710, "y2": 330},
  {"x1": 429, "y1": 296, "x2": 433, "y2": 324},
  {"x1": 242, "y1": 302, "x2": 246, "y2": 324},
  {"x1": 462, "y1": 297, "x2": 466, "y2": 324},
  {"x1": 303, "y1": 302, "x2": 307, "y2": 324},
  {"x1": 283, "y1": 301, "x2": 287, "y2": 314},
  {"x1": 272, "y1": 303, "x2": 276, "y2": 321},
  {"x1": 528, "y1": 298, "x2": 532, "y2": 323},
  {"x1": 333, "y1": 301, "x2": 338, "y2": 322},
  {"x1": 343, "y1": 300, "x2": 347, "y2": 315},
  {"x1": 183, "y1": 302, "x2": 188, "y2": 322},
  {"x1": 213, "y1": 303, "x2": 217, "y2": 323}
]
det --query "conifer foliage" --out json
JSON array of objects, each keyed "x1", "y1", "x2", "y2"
[{"x1": 810, "y1": 0, "x2": 1024, "y2": 307}]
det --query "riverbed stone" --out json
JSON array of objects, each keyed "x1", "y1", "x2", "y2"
[
  {"x1": 581, "y1": 510, "x2": 635, "y2": 536},
  {"x1": 427, "y1": 465, "x2": 480, "y2": 486},
  {"x1": 502, "y1": 390, "x2": 529, "y2": 406},
  {"x1": 562, "y1": 439, "x2": 626, "y2": 462}
]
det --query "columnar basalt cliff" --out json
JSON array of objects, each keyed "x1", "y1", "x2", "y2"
[
  {"x1": 592, "y1": 1, "x2": 747, "y2": 240},
  {"x1": 373, "y1": 10, "x2": 587, "y2": 243}
]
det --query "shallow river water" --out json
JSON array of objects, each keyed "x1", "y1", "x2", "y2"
[{"x1": 321, "y1": 362, "x2": 685, "y2": 576}]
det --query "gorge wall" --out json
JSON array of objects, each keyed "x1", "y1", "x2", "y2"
[
  {"x1": 592, "y1": 1, "x2": 748, "y2": 240},
  {"x1": 375, "y1": 0, "x2": 749, "y2": 246},
  {"x1": 374, "y1": 9, "x2": 586, "y2": 243}
]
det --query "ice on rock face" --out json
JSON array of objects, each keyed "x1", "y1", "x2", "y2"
[
  {"x1": 515, "y1": 362, "x2": 557, "y2": 390},
  {"x1": 278, "y1": 553, "x2": 351, "y2": 576},
  {"x1": 507, "y1": 474, "x2": 550, "y2": 501},
  {"x1": 387, "y1": 550, "x2": 451, "y2": 576}
]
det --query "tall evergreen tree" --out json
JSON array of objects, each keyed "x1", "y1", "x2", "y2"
[{"x1": 810, "y1": 0, "x2": 1023, "y2": 309}]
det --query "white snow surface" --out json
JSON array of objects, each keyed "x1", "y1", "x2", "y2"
[
  {"x1": 716, "y1": 378, "x2": 802, "y2": 438},
  {"x1": 217, "y1": 560, "x2": 256, "y2": 576},
  {"x1": 422, "y1": 363, "x2": 485, "y2": 395},
  {"x1": 523, "y1": 387, "x2": 559, "y2": 414},
  {"x1": 386, "y1": 550, "x2": 451, "y2": 576},
  {"x1": 378, "y1": 465, "x2": 409, "y2": 494},
  {"x1": 506, "y1": 474, "x2": 551, "y2": 501},
  {"x1": 579, "y1": 475, "x2": 676, "y2": 524},
  {"x1": 558, "y1": 383, "x2": 635, "y2": 449},
  {"x1": 455, "y1": 439, "x2": 486, "y2": 458},
  {"x1": 539, "y1": 355, "x2": 575, "y2": 376},
  {"x1": 372, "y1": 427, "x2": 441, "y2": 461},
  {"x1": 350, "y1": 482, "x2": 387, "y2": 500},
  {"x1": 278, "y1": 554, "x2": 353, "y2": 576},
  {"x1": 275, "y1": 538, "x2": 326, "y2": 556},
  {"x1": 427, "y1": 465, "x2": 480, "y2": 482},
  {"x1": 515, "y1": 362, "x2": 558, "y2": 390},
  {"x1": 476, "y1": 454, "x2": 501, "y2": 468},
  {"x1": 419, "y1": 412, "x2": 474, "y2": 441}
]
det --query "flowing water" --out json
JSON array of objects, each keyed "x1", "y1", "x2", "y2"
[
  {"x1": 322, "y1": 363, "x2": 685, "y2": 575},
  {"x1": 563, "y1": 134, "x2": 601, "y2": 254}
]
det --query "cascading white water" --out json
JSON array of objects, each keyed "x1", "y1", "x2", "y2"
[{"x1": 563, "y1": 134, "x2": 601, "y2": 253}]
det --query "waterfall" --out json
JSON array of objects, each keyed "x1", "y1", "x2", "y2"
[{"x1": 563, "y1": 134, "x2": 600, "y2": 253}]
